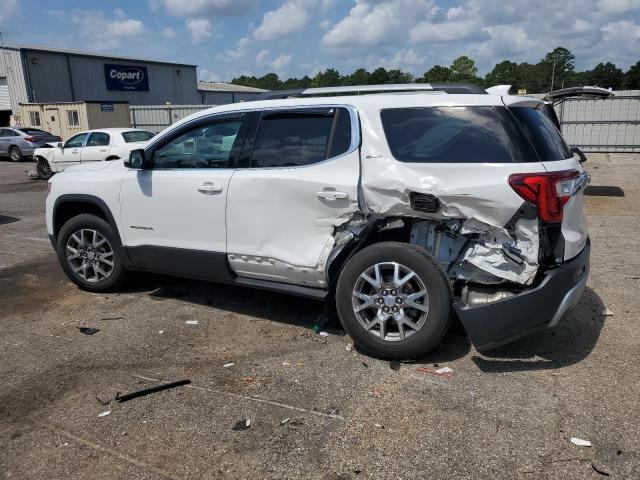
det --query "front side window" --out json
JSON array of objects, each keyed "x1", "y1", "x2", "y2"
[
  {"x1": 153, "y1": 117, "x2": 242, "y2": 169},
  {"x1": 29, "y1": 111, "x2": 41, "y2": 126},
  {"x1": 122, "y1": 130, "x2": 155, "y2": 143},
  {"x1": 65, "y1": 133, "x2": 88, "y2": 148},
  {"x1": 67, "y1": 110, "x2": 80, "y2": 127},
  {"x1": 381, "y1": 106, "x2": 535, "y2": 163},
  {"x1": 86, "y1": 132, "x2": 110, "y2": 147},
  {"x1": 510, "y1": 107, "x2": 572, "y2": 161},
  {"x1": 251, "y1": 108, "x2": 352, "y2": 168}
]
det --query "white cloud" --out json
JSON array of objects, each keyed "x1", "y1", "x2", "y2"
[
  {"x1": 161, "y1": 26, "x2": 177, "y2": 38},
  {"x1": 410, "y1": 20, "x2": 481, "y2": 43},
  {"x1": 256, "y1": 49, "x2": 270, "y2": 66},
  {"x1": 198, "y1": 67, "x2": 220, "y2": 82},
  {"x1": 597, "y1": 0, "x2": 640, "y2": 15},
  {"x1": 150, "y1": 0, "x2": 260, "y2": 17},
  {"x1": 319, "y1": 19, "x2": 331, "y2": 29},
  {"x1": 270, "y1": 53, "x2": 293, "y2": 70},
  {"x1": 186, "y1": 18, "x2": 213, "y2": 43},
  {"x1": 217, "y1": 35, "x2": 252, "y2": 61},
  {"x1": 68, "y1": 10, "x2": 145, "y2": 51},
  {"x1": 253, "y1": 1, "x2": 309, "y2": 40}
]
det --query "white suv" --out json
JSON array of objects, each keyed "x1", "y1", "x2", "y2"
[{"x1": 46, "y1": 84, "x2": 590, "y2": 358}]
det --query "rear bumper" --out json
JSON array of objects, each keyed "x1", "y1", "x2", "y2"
[{"x1": 454, "y1": 238, "x2": 590, "y2": 351}]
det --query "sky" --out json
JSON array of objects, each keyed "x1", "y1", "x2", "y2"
[{"x1": 1, "y1": 0, "x2": 639, "y2": 82}]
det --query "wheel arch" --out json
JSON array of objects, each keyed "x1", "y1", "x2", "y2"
[{"x1": 53, "y1": 195, "x2": 123, "y2": 248}]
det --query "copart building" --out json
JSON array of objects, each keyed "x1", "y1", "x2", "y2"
[{"x1": 0, "y1": 45, "x2": 264, "y2": 130}]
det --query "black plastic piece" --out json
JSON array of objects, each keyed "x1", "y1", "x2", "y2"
[
  {"x1": 455, "y1": 239, "x2": 590, "y2": 351},
  {"x1": 115, "y1": 379, "x2": 191, "y2": 403}
]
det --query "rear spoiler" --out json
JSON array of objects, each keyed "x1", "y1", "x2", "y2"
[{"x1": 543, "y1": 86, "x2": 614, "y2": 105}]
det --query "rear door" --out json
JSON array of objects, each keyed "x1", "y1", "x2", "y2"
[
  {"x1": 81, "y1": 131, "x2": 111, "y2": 162},
  {"x1": 225, "y1": 106, "x2": 360, "y2": 288}
]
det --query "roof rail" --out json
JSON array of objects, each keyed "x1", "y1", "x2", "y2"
[{"x1": 256, "y1": 83, "x2": 487, "y2": 100}]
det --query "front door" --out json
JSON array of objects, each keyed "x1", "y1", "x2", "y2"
[
  {"x1": 45, "y1": 109, "x2": 62, "y2": 137},
  {"x1": 119, "y1": 113, "x2": 247, "y2": 281},
  {"x1": 225, "y1": 106, "x2": 360, "y2": 288},
  {"x1": 59, "y1": 132, "x2": 87, "y2": 168}
]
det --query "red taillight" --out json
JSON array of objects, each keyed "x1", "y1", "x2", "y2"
[
  {"x1": 24, "y1": 136, "x2": 39, "y2": 143},
  {"x1": 509, "y1": 169, "x2": 580, "y2": 224}
]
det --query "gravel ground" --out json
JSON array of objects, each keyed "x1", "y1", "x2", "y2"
[{"x1": 0, "y1": 154, "x2": 639, "y2": 479}]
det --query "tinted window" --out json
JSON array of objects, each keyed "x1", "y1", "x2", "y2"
[
  {"x1": 510, "y1": 107, "x2": 572, "y2": 161},
  {"x1": 251, "y1": 108, "x2": 351, "y2": 168},
  {"x1": 86, "y1": 132, "x2": 110, "y2": 147},
  {"x1": 122, "y1": 131, "x2": 155, "y2": 143},
  {"x1": 65, "y1": 133, "x2": 88, "y2": 148},
  {"x1": 381, "y1": 106, "x2": 535, "y2": 163},
  {"x1": 0, "y1": 129, "x2": 10, "y2": 137},
  {"x1": 153, "y1": 118, "x2": 242, "y2": 169}
]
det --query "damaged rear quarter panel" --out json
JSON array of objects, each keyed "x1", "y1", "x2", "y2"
[{"x1": 358, "y1": 106, "x2": 548, "y2": 285}]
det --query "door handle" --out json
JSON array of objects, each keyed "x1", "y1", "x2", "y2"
[
  {"x1": 72, "y1": 149, "x2": 79, "y2": 153},
  {"x1": 198, "y1": 182, "x2": 223, "y2": 194},
  {"x1": 99, "y1": 148, "x2": 108, "y2": 152},
  {"x1": 316, "y1": 190, "x2": 349, "y2": 200}
]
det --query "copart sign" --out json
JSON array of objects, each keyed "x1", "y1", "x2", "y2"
[{"x1": 104, "y1": 64, "x2": 149, "y2": 91}]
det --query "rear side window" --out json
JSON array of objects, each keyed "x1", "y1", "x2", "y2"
[
  {"x1": 380, "y1": 106, "x2": 535, "y2": 163},
  {"x1": 86, "y1": 132, "x2": 110, "y2": 147},
  {"x1": 510, "y1": 107, "x2": 572, "y2": 161},
  {"x1": 251, "y1": 107, "x2": 352, "y2": 168}
]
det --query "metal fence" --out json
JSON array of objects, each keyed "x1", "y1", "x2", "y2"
[
  {"x1": 557, "y1": 94, "x2": 640, "y2": 153},
  {"x1": 130, "y1": 105, "x2": 209, "y2": 133}
]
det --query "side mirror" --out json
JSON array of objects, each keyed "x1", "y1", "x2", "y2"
[
  {"x1": 125, "y1": 149, "x2": 147, "y2": 169},
  {"x1": 571, "y1": 146, "x2": 587, "y2": 163}
]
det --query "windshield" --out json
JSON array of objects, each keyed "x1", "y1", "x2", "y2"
[
  {"x1": 509, "y1": 107, "x2": 572, "y2": 161},
  {"x1": 122, "y1": 131, "x2": 155, "y2": 143},
  {"x1": 17, "y1": 128, "x2": 52, "y2": 136}
]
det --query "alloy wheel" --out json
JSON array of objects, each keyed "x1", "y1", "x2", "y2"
[
  {"x1": 352, "y1": 262, "x2": 429, "y2": 342},
  {"x1": 66, "y1": 229, "x2": 115, "y2": 283}
]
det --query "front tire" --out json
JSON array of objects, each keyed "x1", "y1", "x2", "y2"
[
  {"x1": 56, "y1": 214, "x2": 127, "y2": 292},
  {"x1": 9, "y1": 146, "x2": 22, "y2": 162},
  {"x1": 36, "y1": 157, "x2": 53, "y2": 179},
  {"x1": 336, "y1": 242, "x2": 452, "y2": 359}
]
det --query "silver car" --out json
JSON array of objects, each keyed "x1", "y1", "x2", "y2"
[{"x1": 0, "y1": 127, "x2": 62, "y2": 161}]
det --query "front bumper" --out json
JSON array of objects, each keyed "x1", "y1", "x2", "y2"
[{"x1": 454, "y1": 239, "x2": 590, "y2": 351}]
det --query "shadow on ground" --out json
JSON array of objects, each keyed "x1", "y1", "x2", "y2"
[{"x1": 471, "y1": 286, "x2": 605, "y2": 372}]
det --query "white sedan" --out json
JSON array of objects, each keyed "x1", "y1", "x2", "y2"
[{"x1": 34, "y1": 128, "x2": 155, "y2": 179}]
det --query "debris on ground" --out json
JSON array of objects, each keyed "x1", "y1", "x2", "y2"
[
  {"x1": 98, "y1": 410, "x2": 111, "y2": 417},
  {"x1": 115, "y1": 379, "x2": 191, "y2": 403},
  {"x1": 95, "y1": 395, "x2": 111, "y2": 405},
  {"x1": 312, "y1": 313, "x2": 329, "y2": 333},
  {"x1": 185, "y1": 320, "x2": 199, "y2": 325},
  {"x1": 591, "y1": 462, "x2": 610, "y2": 477},
  {"x1": 318, "y1": 331, "x2": 330, "y2": 337},
  {"x1": 240, "y1": 377, "x2": 256, "y2": 384},
  {"x1": 362, "y1": 362, "x2": 368, "y2": 368},
  {"x1": 570, "y1": 437, "x2": 592, "y2": 447},
  {"x1": 374, "y1": 423, "x2": 385, "y2": 429},
  {"x1": 78, "y1": 327, "x2": 99, "y2": 335},
  {"x1": 603, "y1": 308, "x2": 614, "y2": 317},
  {"x1": 346, "y1": 343, "x2": 353, "y2": 351},
  {"x1": 100, "y1": 316, "x2": 124, "y2": 321},
  {"x1": 223, "y1": 362, "x2": 234, "y2": 368},
  {"x1": 416, "y1": 366, "x2": 453, "y2": 378},
  {"x1": 158, "y1": 330, "x2": 164, "y2": 335},
  {"x1": 280, "y1": 418, "x2": 290, "y2": 425},
  {"x1": 371, "y1": 388, "x2": 382, "y2": 397},
  {"x1": 232, "y1": 418, "x2": 251, "y2": 431},
  {"x1": 282, "y1": 362, "x2": 291, "y2": 366},
  {"x1": 390, "y1": 360, "x2": 401, "y2": 371}
]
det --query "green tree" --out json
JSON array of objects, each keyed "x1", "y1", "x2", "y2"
[
  {"x1": 311, "y1": 68, "x2": 342, "y2": 87},
  {"x1": 484, "y1": 60, "x2": 521, "y2": 88},
  {"x1": 585, "y1": 62, "x2": 623, "y2": 89},
  {"x1": 623, "y1": 61, "x2": 640, "y2": 89},
  {"x1": 343, "y1": 68, "x2": 370, "y2": 85},
  {"x1": 423, "y1": 65, "x2": 451, "y2": 82},
  {"x1": 538, "y1": 47, "x2": 575, "y2": 91},
  {"x1": 449, "y1": 56, "x2": 478, "y2": 82}
]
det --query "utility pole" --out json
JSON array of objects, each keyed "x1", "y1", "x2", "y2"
[{"x1": 550, "y1": 58, "x2": 556, "y2": 92}]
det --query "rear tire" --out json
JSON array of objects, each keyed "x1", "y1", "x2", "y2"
[
  {"x1": 56, "y1": 214, "x2": 127, "y2": 292},
  {"x1": 36, "y1": 157, "x2": 53, "y2": 179},
  {"x1": 336, "y1": 242, "x2": 452, "y2": 359},
  {"x1": 9, "y1": 146, "x2": 22, "y2": 162}
]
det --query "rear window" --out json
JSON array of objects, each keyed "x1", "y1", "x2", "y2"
[
  {"x1": 122, "y1": 131, "x2": 155, "y2": 143},
  {"x1": 380, "y1": 106, "x2": 535, "y2": 163},
  {"x1": 18, "y1": 128, "x2": 51, "y2": 136},
  {"x1": 509, "y1": 107, "x2": 572, "y2": 161}
]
